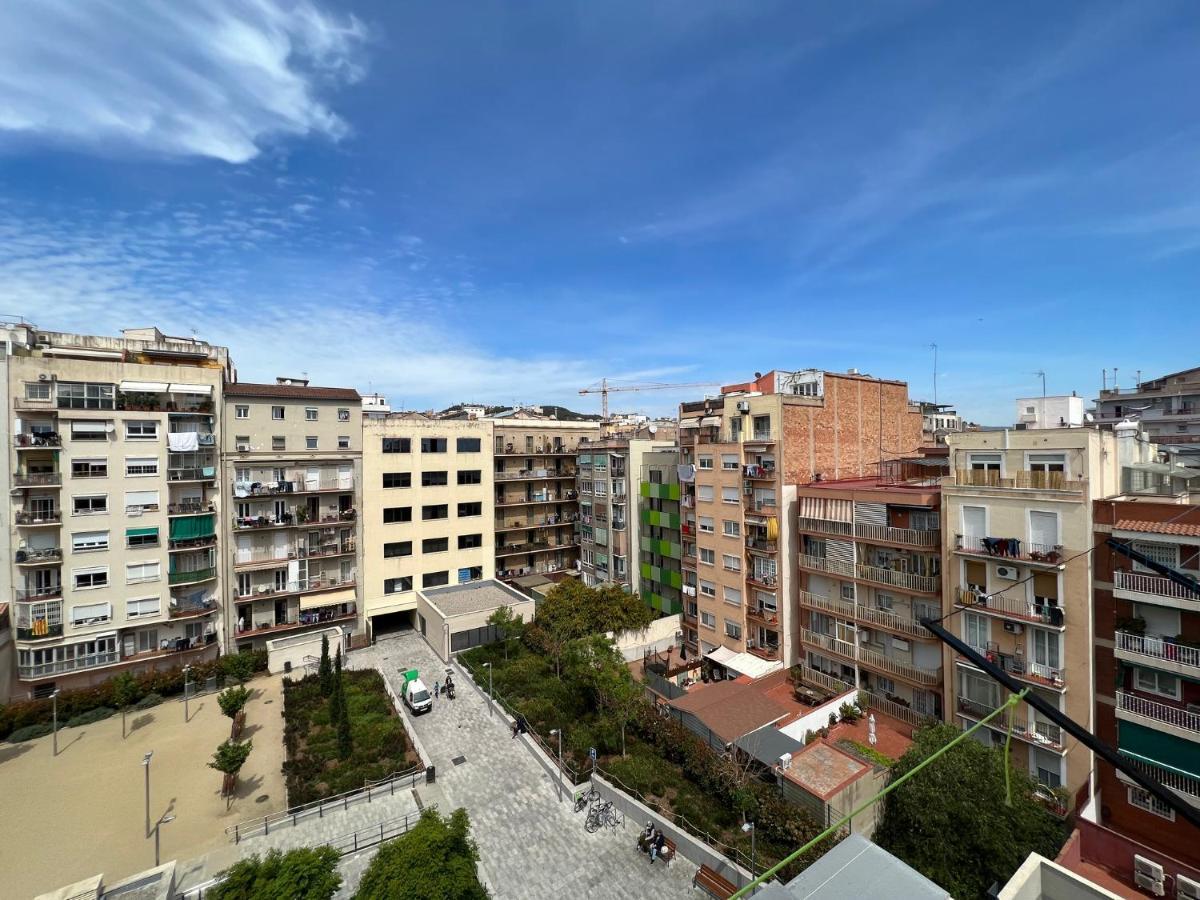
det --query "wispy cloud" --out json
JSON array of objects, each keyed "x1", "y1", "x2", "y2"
[{"x1": 0, "y1": 0, "x2": 368, "y2": 163}]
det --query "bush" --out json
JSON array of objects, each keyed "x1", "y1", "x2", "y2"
[
  {"x1": 356, "y1": 808, "x2": 486, "y2": 900},
  {"x1": 211, "y1": 846, "x2": 341, "y2": 900},
  {"x1": 838, "y1": 702, "x2": 861, "y2": 723},
  {"x1": 66, "y1": 706, "x2": 115, "y2": 728},
  {"x1": 7, "y1": 722, "x2": 53, "y2": 743},
  {"x1": 218, "y1": 685, "x2": 251, "y2": 719},
  {"x1": 134, "y1": 693, "x2": 164, "y2": 711}
]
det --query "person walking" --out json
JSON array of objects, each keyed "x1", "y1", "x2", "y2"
[{"x1": 433, "y1": 679, "x2": 440, "y2": 699}]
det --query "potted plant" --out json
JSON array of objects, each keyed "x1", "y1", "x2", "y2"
[{"x1": 1115, "y1": 615, "x2": 1147, "y2": 637}]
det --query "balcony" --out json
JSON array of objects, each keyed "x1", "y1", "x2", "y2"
[
  {"x1": 15, "y1": 599, "x2": 64, "y2": 640},
  {"x1": 169, "y1": 501, "x2": 216, "y2": 516},
  {"x1": 744, "y1": 431, "x2": 775, "y2": 444},
  {"x1": 746, "y1": 605, "x2": 780, "y2": 628},
  {"x1": 496, "y1": 495, "x2": 569, "y2": 507},
  {"x1": 743, "y1": 464, "x2": 776, "y2": 480},
  {"x1": 744, "y1": 498, "x2": 778, "y2": 514},
  {"x1": 19, "y1": 650, "x2": 122, "y2": 679},
  {"x1": 798, "y1": 553, "x2": 856, "y2": 578},
  {"x1": 803, "y1": 628, "x2": 942, "y2": 685},
  {"x1": 243, "y1": 479, "x2": 354, "y2": 496},
  {"x1": 1116, "y1": 691, "x2": 1200, "y2": 741},
  {"x1": 16, "y1": 583, "x2": 63, "y2": 602},
  {"x1": 798, "y1": 590, "x2": 933, "y2": 638},
  {"x1": 855, "y1": 522, "x2": 940, "y2": 548},
  {"x1": 170, "y1": 596, "x2": 218, "y2": 619},
  {"x1": 745, "y1": 538, "x2": 777, "y2": 555},
  {"x1": 1113, "y1": 569, "x2": 1200, "y2": 609},
  {"x1": 496, "y1": 445, "x2": 573, "y2": 456},
  {"x1": 746, "y1": 572, "x2": 777, "y2": 591},
  {"x1": 797, "y1": 516, "x2": 853, "y2": 538},
  {"x1": 956, "y1": 696, "x2": 1065, "y2": 752},
  {"x1": 13, "y1": 432, "x2": 61, "y2": 449},
  {"x1": 855, "y1": 563, "x2": 939, "y2": 594},
  {"x1": 495, "y1": 541, "x2": 575, "y2": 558},
  {"x1": 950, "y1": 469, "x2": 1085, "y2": 493},
  {"x1": 169, "y1": 566, "x2": 217, "y2": 586},
  {"x1": 15, "y1": 547, "x2": 63, "y2": 565},
  {"x1": 232, "y1": 512, "x2": 295, "y2": 530},
  {"x1": 15, "y1": 510, "x2": 61, "y2": 526},
  {"x1": 169, "y1": 534, "x2": 217, "y2": 551},
  {"x1": 1117, "y1": 755, "x2": 1200, "y2": 805},
  {"x1": 13, "y1": 472, "x2": 62, "y2": 488},
  {"x1": 1114, "y1": 631, "x2": 1200, "y2": 679},
  {"x1": 960, "y1": 644, "x2": 1065, "y2": 689},
  {"x1": 954, "y1": 534, "x2": 1065, "y2": 567},
  {"x1": 494, "y1": 469, "x2": 577, "y2": 482},
  {"x1": 168, "y1": 466, "x2": 217, "y2": 482},
  {"x1": 954, "y1": 588, "x2": 1065, "y2": 628},
  {"x1": 747, "y1": 642, "x2": 780, "y2": 661}
]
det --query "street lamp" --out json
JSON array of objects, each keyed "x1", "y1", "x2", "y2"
[
  {"x1": 142, "y1": 751, "x2": 154, "y2": 838},
  {"x1": 549, "y1": 728, "x2": 563, "y2": 802},
  {"x1": 482, "y1": 662, "x2": 492, "y2": 716},
  {"x1": 51, "y1": 690, "x2": 60, "y2": 757},
  {"x1": 182, "y1": 666, "x2": 192, "y2": 723},
  {"x1": 742, "y1": 822, "x2": 756, "y2": 894},
  {"x1": 154, "y1": 814, "x2": 175, "y2": 867}
]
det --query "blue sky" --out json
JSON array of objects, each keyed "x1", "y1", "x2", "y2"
[{"x1": 1, "y1": 1, "x2": 1197, "y2": 424}]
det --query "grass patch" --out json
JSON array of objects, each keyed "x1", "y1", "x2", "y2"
[{"x1": 837, "y1": 738, "x2": 896, "y2": 768}]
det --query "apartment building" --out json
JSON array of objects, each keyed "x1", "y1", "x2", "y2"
[
  {"x1": 491, "y1": 416, "x2": 599, "y2": 580},
  {"x1": 941, "y1": 423, "x2": 1137, "y2": 801},
  {"x1": 361, "y1": 415, "x2": 495, "y2": 636},
  {"x1": 640, "y1": 448, "x2": 684, "y2": 616},
  {"x1": 1091, "y1": 485, "x2": 1200, "y2": 873},
  {"x1": 795, "y1": 460, "x2": 948, "y2": 728},
  {"x1": 678, "y1": 369, "x2": 923, "y2": 667},
  {"x1": 223, "y1": 379, "x2": 363, "y2": 651},
  {"x1": 3, "y1": 323, "x2": 229, "y2": 698},
  {"x1": 576, "y1": 436, "x2": 674, "y2": 594},
  {"x1": 1095, "y1": 366, "x2": 1200, "y2": 443}
]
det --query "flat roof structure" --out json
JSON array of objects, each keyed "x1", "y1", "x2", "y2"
[
  {"x1": 755, "y1": 833, "x2": 949, "y2": 899},
  {"x1": 420, "y1": 580, "x2": 529, "y2": 618}
]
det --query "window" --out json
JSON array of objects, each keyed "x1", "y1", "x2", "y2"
[
  {"x1": 721, "y1": 486, "x2": 739, "y2": 504},
  {"x1": 1028, "y1": 453, "x2": 1065, "y2": 474},
  {"x1": 24, "y1": 382, "x2": 51, "y2": 401},
  {"x1": 698, "y1": 485, "x2": 714, "y2": 502},
  {"x1": 235, "y1": 405, "x2": 249, "y2": 419},
  {"x1": 724, "y1": 586, "x2": 742, "y2": 606},
  {"x1": 699, "y1": 580, "x2": 716, "y2": 598},
  {"x1": 877, "y1": 676, "x2": 896, "y2": 694},
  {"x1": 126, "y1": 561, "x2": 161, "y2": 584},
  {"x1": 457, "y1": 437, "x2": 481, "y2": 452},
  {"x1": 723, "y1": 520, "x2": 740, "y2": 538},
  {"x1": 1132, "y1": 541, "x2": 1178, "y2": 572},
  {"x1": 840, "y1": 582, "x2": 856, "y2": 602},
  {"x1": 457, "y1": 501, "x2": 482, "y2": 517},
  {"x1": 306, "y1": 436, "x2": 318, "y2": 450},
  {"x1": 125, "y1": 420, "x2": 158, "y2": 440},
  {"x1": 126, "y1": 527, "x2": 159, "y2": 548},
  {"x1": 383, "y1": 472, "x2": 411, "y2": 489},
  {"x1": 338, "y1": 435, "x2": 350, "y2": 450},
  {"x1": 126, "y1": 597, "x2": 161, "y2": 619},
  {"x1": 724, "y1": 619, "x2": 742, "y2": 640},
  {"x1": 73, "y1": 567, "x2": 109, "y2": 590},
  {"x1": 422, "y1": 471, "x2": 449, "y2": 487},
  {"x1": 421, "y1": 438, "x2": 447, "y2": 453},
  {"x1": 71, "y1": 458, "x2": 108, "y2": 479},
  {"x1": 700, "y1": 548, "x2": 715, "y2": 565},
  {"x1": 422, "y1": 537, "x2": 449, "y2": 553},
  {"x1": 964, "y1": 612, "x2": 989, "y2": 650},
  {"x1": 272, "y1": 436, "x2": 285, "y2": 451},
  {"x1": 383, "y1": 507, "x2": 412, "y2": 524},
  {"x1": 698, "y1": 516, "x2": 714, "y2": 533},
  {"x1": 423, "y1": 504, "x2": 449, "y2": 520},
  {"x1": 72, "y1": 531, "x2": 109, "y2": 552},
  {"x1": 1127, "y1": 786, "x2": 1175, "y2": 821},
  {"x1": 305, "y1": 407, "x2": 318, "y2": 421},
  {"x1": 422, "y1": 571, "x2": 449, "y2": 588},
  {"x1": 125, "y1": 457, "x2": 158, "y2": 477},
  {"x1": 271, "y1": 406, "x2": 285, "y2": 420},
  {"x1": 70, "y1": 600, "x2": 111, "y2": 624},
  {"x1": 698, "y1": 455, "x2": 713, "y2": 470},
  {"x1": 235, "y1": 435, "x2": 250, "y2": 451},
  {"x1": 700, "y1": 611, "x2": 716, "y2": 629},
  {"x1": 124, "y1": 490, "x2": 159, "y2": 512},
  {"x1": 458, "y1": 566, "x2": 483, "y2": 584},
  {"x1": 383, "y1": 437, "x2": 411, "y2": 453},
  {"x1": 1135, "y1": 667, "x2": 1180, "y2": 699},
  {"x1": 73, "y1": 495, "x2": 107, "y2": 516},
  {"x1": 1032, "y1": 628, "x2": 1061, "y2": 671},
  {"x1": 58, "y1": 382, "x2": 114, "y2": 410},
  {"x1": 457, "y1": 470, "x2": 482, "y2": 485},
  {"x1": 968, "y1": 452, "x2": 1001, "y2": 473},
  {"x1": 876, "y1": 593, "x2": 894, "y2": 611},
  {"x1": 384, "y1": 576, "x2": 413, "y2": 594},
  {"x1": 384, "y1": 541, "x2": 412, "y2": 558},
  {"x1": 721, "y1": 454, "x2": 739, "y2": 470},
  {"x1": 722, "y1": 554, "x2": 741, "y2": 571},
  {"x1": 458, "y1": 533, "x2": 483, "y2": 549},
  {"x1": 71, "y1": 421, "x2": 109, "y2": 441}
]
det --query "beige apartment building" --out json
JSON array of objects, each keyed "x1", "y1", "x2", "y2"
[
  {"x1": 222, "y1": 379, "x2": 363, "y2": 652},
  {"x1": 361, "y1": 414, "x2": 495, "y2": 636},
  {"x1": 2, "y1": 323, "x2": 229, "y2": 698},
  {"x1": 490, "y1": 415, "x2": 600, "y2": 580},
  {"x1": 679, "y1": 369, "x2": 923, "y2": 668},
  {"x1": 942, "y1": 420, "x2": 1146, "y2": 799}
]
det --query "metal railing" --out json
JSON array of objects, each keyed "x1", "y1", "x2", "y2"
[
  {"x1": 798, "y1": 553, "x2": 855, "y2": 578},
  {"x1": 1116, "y1": 690, "x2": 1200, "y2": 735},
  {"x1": 13, "y1": 432, "x2": 61, "y2": 448},
  {"x1": 15, "y1": 547, "x2": 62, "y2": 564},
  {"x1": 15, "y1": 510, "x2": 60, "y2": 525},
  {"x1": 169, "y1": 567, "x2": 217, "y2": 585},
  {"x1": 745, "y1": 538, "x2": 777, "y2": 553},
  {"x1": 1115, "y1": 632, "x2": 1200, "y2": 674},
  {"x1": 169, "y1": 502, "x2": 215, "y2": 515},
  {"x1": 798, "y1": 590, "x2": 932, "y2": 638},
  {"x1": 861, "y1": 691, "x2": 937, "y2": 729},
  {"x1": 956, "y1": 696, "x2": 1063, "y2": 750},
  {"x1": 495, "y1": 469, "x2": 577, "y2": 481},
  {"x1": 1119, "y1": 754, "x2": 1200, "y2": 801},
  {"x1": 19, "y1": 650, "x2": 120, "y2": 678},
  {"x1": 955, "y1": 534, "x2": 1065, "y2": 564},
  {"x1": 954, "y1": 588, "x2": 1065, "y2": 626},
  {"x1": 15, "y1": 584, "x2": 63, "y2": 600},
  {"x1": 855, "y1": 521, "x2": 940, "y2": 547},
  {"x1": 796, "y1": 516, "x2": 852, "y2": 537},
  {"x1": 855, "y1": 563, "x2": 939, "y2": 594},
  {"x1": 802, "y1": 629, "x2": 942, "y2": 685},
  {"x1": 951, "y1": 469, "x2": 1085, "y2": 493},
  {"x1": 13, "y1": 472, "x2": 61, "y2": 487},
  {"x1": 1114, "y1": 569, "x2": 1200, "y2": 603}
]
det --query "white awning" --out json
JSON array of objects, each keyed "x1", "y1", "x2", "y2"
[
  {"x1": 722, "y1": 651, "x2": 784, "y2": 680},
  {"x1": 679, "y1": 417, "x2": 700, "y2": 429},
  {"x1": 70, "y1": 421, "x2": 108, "y2": 433},
  {"x1": 300, "y1": 587, "x2": 356, "y2": 610},
  {"x1": 168, "y1": 383, "x2": 213, "y2": 395},
  {"x1": 41, "y1": 347, "x2": 122, "y2": 359},
  {"x1": 705, "y1": 646, "x2": 738, "y2": 665},
  {"x1": 119, "y1": 380, "x2": 169, "y2": 393},
  {"x1": 700, "y1": 416, "x2": 722, "y2": 427}
]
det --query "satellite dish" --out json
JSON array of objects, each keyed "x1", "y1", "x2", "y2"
[{"x1": 648, "y1": 424, "x2": 657, "y2": 434}]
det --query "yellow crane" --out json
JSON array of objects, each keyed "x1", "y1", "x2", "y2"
[{"x1": 579, "y1": 378, "x2": 720, "y2": 420}]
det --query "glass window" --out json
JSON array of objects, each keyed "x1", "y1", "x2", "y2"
[
  {"x1": 723, "y1": 520, "x2": 740, "y2": 537},
  {"x1": 384, "y1": 576, "x2": 413, "y2": 594},
  {"x1": 271, "y1": 406, "x2": 285, "y2": 420},
  {"x1": 24, "y1": 382, "x2": 51, "y2": 401},
  {"x1": 125, "y1": 457, "x2": 158, "y2": 477},
  {"x1": 235, "y1": 405, "x2": 249, "y2": 419},
  {"x1": 964, "y1": 612, "x2": 988, "y2": 650},
  {"x1": 420, "y1": 438, "x2": 447, "y2": 453},
  {"x1": 698, "y1": 516, "x2": 714, "y2": 533},
  {"x1": 382, "y1": 437, "x2": 411, "y2": 453},
  {"x1": 305, "y1": 407, "x2": 318, "y2": 421},
  {"x1": 721, "y1": 454, "x2": 739, "y2": 470},
  {"x1": 457, "y1": 470, "x2": 482, "y2": 485},
  {"x1": 1135, "y1": 668, "x2": 1180, "y2": 699},
  {"x1": 422, "y1": 571, "x2": 449, "y2": 588},
  {"x1": 724, "y1": 619, "x2": 742, "y2": 640},
  {"x1": 383, "y1": 507, "x2": 412, "y2": 523},
  {"x1": 58, "y1": 382, "x2": 115, "y2": 410},
  {"x1": 72, "y1": 530, "x2": 109, "y2": 552},
  {"x1": 73, "y1": 568, "x2": 109, "y2": 590},
  {"x1": 458, "y1": 502, "x2": 482, "y2": 517},
  {"x1": 422, "y1": 537, "x2": 449, "y2": 553},
  {"x1": 722, "y1": 554, "x2": 740, "y2": 571},
  {"x1": 383, "y1": 472, "x2": 411, "y2": 488},
  {"x1": 72, "y1": 458, "x2": 108, "y2": 479},
  {"x1": 697, "y1": 485, "x2": 714, "y2": 502},
  {"x1": 721, "y1": 486, "x2": 739, "y2": 503},
  {"x1": 306, "y1": 436, "x2": 318, "y2": 450},
  {"x1": 338, "y1": 408, "x2": 350, "y2": 422},
  {"x1": 699, "y1": 580, "x2": 716, "y2": 597},
  {"x1": 421, "y1": 471, "x2": 449, "y2": 487},
  {"x1": 724, "y1": 586, "x2": 741, "y2": 606},
  {"x1": 125, "y1": 420, "x2": 158, "y2": 440},
  {"x1": 1032, "y1": 628, "x2": 1061, "y2": 670},
  {"x1": 73, "y1": 495, "x2": 107, "y2": 516},
  {"x1": 383, "y1": 541, "x2": 412, "y2": 558},
  {"x1": 458, "y1": 534, "x2": 483, "y2": 549},
  {"x1": 422, "y1": 504, "x2": 449, "y2": 520},
  {"x1": 338, "y1": 436, "x2": 350, "y2": 450},
  {"x1": 698, "y1": 455, "x2": 713, "y2": 470},
  {"x1": 700, "y1": 611, "x2": 716, "y2": 628},
  {"x1": 699, "y1": 548, "x2": 715, "y2": 565},
  {"x1": 272, "y1": 436, "x2": 285, "y2": 451},
  {"x1": 456, "y1": 437, "x2": 481, "y2": 452}
]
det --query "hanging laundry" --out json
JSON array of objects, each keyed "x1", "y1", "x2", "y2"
[{"x1": 168, "y1": 432, "x2": 199, "y2": 452}]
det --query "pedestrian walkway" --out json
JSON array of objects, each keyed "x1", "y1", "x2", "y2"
[{"x1": 350, "y1": 632, "x2": 698, "y2": 899}]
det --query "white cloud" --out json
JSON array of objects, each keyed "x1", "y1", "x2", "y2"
[{"x1": 0, "y1": 0, "x2": 367, "y2": 163}]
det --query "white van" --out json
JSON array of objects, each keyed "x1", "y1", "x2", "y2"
[{"x1": 404, "y1": 678, "x2": 433, "y2": 715}]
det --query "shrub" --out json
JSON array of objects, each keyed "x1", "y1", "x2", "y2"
[
  {"x1": 210, "y1": 846, "x2": 341, "y2": 900},
  {"x1": 134, "y1": 693, "x2": 164, "y2": 711},
  {"x1": 8, "y1": 722, "x2": 53, "y2": 743},
  {"x1": 838, "y1": 701, "x2": 862, "y2": 723},
  {"x1": 66, "y1": 706, "x2": 115, "y2": 728},
  {"x1": 218, "y1": 686, "x2": 251, "y2": 719},
  {"x1": 356, "y1": 808, "x2": 486, "y2": 900}
]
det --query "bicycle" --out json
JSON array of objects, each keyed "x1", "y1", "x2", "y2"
[
  {"x1": 574, "y1": 787, "x2": 600, "y2": 813},
  {"x1": 585, "y1": 800, "x2": 623, "y2": 833}
]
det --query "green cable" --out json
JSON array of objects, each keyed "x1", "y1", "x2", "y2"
[
  {"x1": 1004, "y1": 695, "x2": 1016, "y2": 807},
  {"x1": 729, "y1": 688, "x2": 1029, "y2": 899}
]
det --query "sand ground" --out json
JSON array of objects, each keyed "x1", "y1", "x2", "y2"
[{"x1": 0, "y1": 674, "x2": 287, "y2": 898}]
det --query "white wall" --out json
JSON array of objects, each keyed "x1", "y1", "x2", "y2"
[
  {"x1": 265, "y1": 627, "x2": 344, "y2": 674},
  {"x1": 608, "y1": 613, "x2": 681, "y2": 661},
  {"x1": 779, "y1": 688, "x2": 858, "y2": 742}
]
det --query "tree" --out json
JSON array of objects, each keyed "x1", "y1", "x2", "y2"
[
  {"x1": 486, "y1": 605, "x2": 525, "y2": 660},
  {"x1": 874, "y1": 723, "x2": 1069, "y2": 899},
  {"x1": 209, "y1": 739, "x2": 254, "y2": 800},
  {"x1": 222, "y1": 651, "x2": 255, "y2": 685},
  {"x1": 526, "y1": 581, "x2": 655, "y2": 677},
  {"x1": 355, "y1": 808, "x2": 488, "y2": 900},
  {"x1": 334, "y1": 651, "x2": 353, "y2": 760},
  {"x1": 211, "y1": 846, "x2": 341, "y2": 900},
  {"x1": 111, "y1": 671, "x2": 139, "y2": 739},
  {"x1": 219, "y1": 685, "x2": 251, "y2": 739},
  {"x1": 564, "y1": 635, "x2": 645, "y2": 756},
  {"x1": 318, "y1": 633, "x2": 333, "y2": 691}
]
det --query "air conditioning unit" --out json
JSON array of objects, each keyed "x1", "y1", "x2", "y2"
[
  {"x1": 778, "y1": 752, "x2": 792, "y2": 770},
  {"x1": 1134, "y1": 855, "x2": 1165, "y2": 896},
  {"x1": 1003, "y1": 622, "x2": 1024, "y2": 635},
  {"x1": 736, "y1": 401, "x2": 751, "y2": 413},
  {"x1": 996, "y1": 565, "x2": 1019, "y2": 580},
  {"x1": 37, "y1": 373, "x2": 49, "y2": 382},
  {"x1": 1178, "y1": 874, "x2": 1200, "y2": 900}
]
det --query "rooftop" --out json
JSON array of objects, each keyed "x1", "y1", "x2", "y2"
[
  {"x1": 754, "y1": 833, "x2": 949, "y2": 900},
  {"x1": 784, "y1": 740, "x2": 868, "y2": 801},
  {"x1": 420, "y1": 580, "x2": 530, "y2": 618},
  {"x1": 668, "y1": 671, "x2": 793, "y2": 744},
  {"x1": 223, "y1": 381, "x2": 360, "y2": 401}
]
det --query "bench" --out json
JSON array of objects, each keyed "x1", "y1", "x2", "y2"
[
  {"x1": 692, "y1": 864, "x2": 737, "y2": 898},
  {"x1": 659, "y1": 836, "x2": 676, "y2": 867}
]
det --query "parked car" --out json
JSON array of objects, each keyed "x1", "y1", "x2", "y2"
[{"x1": 404, "y1": 678, "x2": 433, "y2": 714}]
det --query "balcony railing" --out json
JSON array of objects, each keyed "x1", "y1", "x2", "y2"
[
  {"x1": 951, "y1": 469, "x2": 1085, "y2": 493},
  {"x1": 1114, "y1": 569, "x2": 1200, "y2": 604},
  {"x1": 15, "y1": 547, "x2": 63, "y2": 565},
  {"x1": 168, "y1": 467, "x2": 216, "y2": 482},
  {"x1": 745, "y1": 498, "x2": 778, "y2": 513},
  {"x1": 170, "y1": 501, "x2": 215, "y2": 516},
  {"x1": 1119, "y1": 754, "x2": 1200, "y2": 802},
  {"x1": 15, "y1": 510, "x2": 61, "y2": 525},
  {"x1": 797, "y1": 516, "x2": 853, "y2": 537},
  {"x1": 955, "y1": 534, "x2": 1065, "y2": 565},
  {"x1": 170, "y1": 596, "x2": 218, "y2": 618},
  {"x1": 745, "y1": 538, "x2": 778, "y2": 554},
  {"x1": 19, "y1": 650, "x2": 121, "y2": 679},
  {"x1": 803, "y1": 628, "x2": 941, "y2": 685},
  {"x1": 798, "y1": 590, "x2": 932, "y2": 638},
  {"x1": 13, "y1": 472, "x2": 62, "y2": 487},
  {"x1": 954, "y1": 588, "x2": 1066, "y2": 627},
  {"x1": 956, "y1": 696, "x2": 1064, "y2": 751},
  {"x1": 743, "y1": 464, "x2": 776, "y2": 480},
  {"x1": 1116, "y1": 690, "x2": 1200, "y2": 737},
  {"x1": 15, "y1": 584, "x2": 63, "y2": 601},
  {"x1": 169, "y1": 566, "x2": 217, "y2": 585},
  {"x1": 964, "y1": 643, "x2": 1065, "y2": 688},
  {"x1": 15, "y1": 599, "x2": 64, "y2": 640},
  {"x1": 855, "y1": 522, "x2": 940, "y2": 548},
  {"x1": 495, "y1": 469, "x2": 577, "y2": 481},
  {"x1": 13, "y1": 432, "x2": 61, "y2": 448},
  {"x1": 746, "y1": 572, "x2": 777, "y2": 589},
  {"x1": 855, "y1": 564, "x2": 939, "y2": 594},
  {"x1": 746, "y1": 605, "x2": 780, "y2": 627},
  {"x1": 798, "y1": 553, "x2": 856, "y2": 578},
  {"x1": 862, "y1": 691, "x2": 938, "y2": 729},
  {"x1": 1115, "y1": 631, "x2": 1200, "y2": 676},
  {"x1": 746, "y1": 431, "x2": 775, "y2": 443}
]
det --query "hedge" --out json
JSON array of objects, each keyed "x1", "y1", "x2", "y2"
[
  {"x1": 66, "y1": 706, "x2": 115, "y2": 728},
  {"x1": 0, "y1": 650, "x2": 268, "y2": 741}
]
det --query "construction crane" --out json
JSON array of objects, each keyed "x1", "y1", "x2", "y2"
[{"x1": 579, "y1": 378, "x2": 720, "y2": 420}]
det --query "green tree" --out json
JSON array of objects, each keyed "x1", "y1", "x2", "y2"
[
  {"x1": 110, "y1": 671, "x2": 139, "y2": 739},
  {"x1": 209, "y1": 739, "x2": 254, "y2": 798},
  {"x1": 486, "y1": 605, "x2": 525, "y2": 660},
  {"x1": 874, "y1": 723, "x2": 1069, "y2": 899},
  {"x1": 218, "y1": 685, "x2": 251, "y2": 719},
  {"x1": 318, "y1": 633, "x2": 333, "y2": 691},
  {"x1": 334, "y1": 650, "x2": 353, "y2": 759},
  {"x1": 211, "y1": 846, "x2": 341, "y2": 900},
  {"x1": 355, "y1": 808, "x2": 488, "y2": 900},
  {"x1": 222, "y1": 651, "x2": 256, "y2": 685},
  {"x1": 526, "y1": 581, "x2": 654, "y2": 677},
  {"x1": 564, "y1": 634, "x2": 645, "y2": 756}
]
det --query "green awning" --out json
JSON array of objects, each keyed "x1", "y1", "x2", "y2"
[
  {"x1": 169, "y1": 514, "x2": 215, "y2": 541},
  {"x1": 126, "y1": 526, "x2": 159, "y2": 538}
]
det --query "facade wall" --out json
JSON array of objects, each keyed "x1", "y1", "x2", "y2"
[
  {"x1": 639, "y1": 448, "x2": 683, "y2": 617},
  {"x1": 360, "y1": 417, "x2": 495, "y2": 628}
]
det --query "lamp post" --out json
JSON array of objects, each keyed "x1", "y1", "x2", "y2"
[
  {"x1": 742, "y1": 821, "x2": 756, "y2": 894},
  {"x1": 51, "y1": 690, "x2": 60, "y2": 757},
  {"x1": 154, "y1": 813, "x2": 175, "y2": 867},
  {"x1": 142, "y1": 751, "x2": 154, "y2": 838},
  {"x1": 182, "y1": 666, "x2": 192, "y2": 723},
  {"x1": 549, "y1": 728, "x2": 563, "y2": 802},
  {"x1": 482, "y1": 662, "x2": 492, "y2": 716}
]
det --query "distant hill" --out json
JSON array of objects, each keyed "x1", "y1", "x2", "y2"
[{"x1": 435, "y1": 402, "x2": 601, "y2": 422}]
